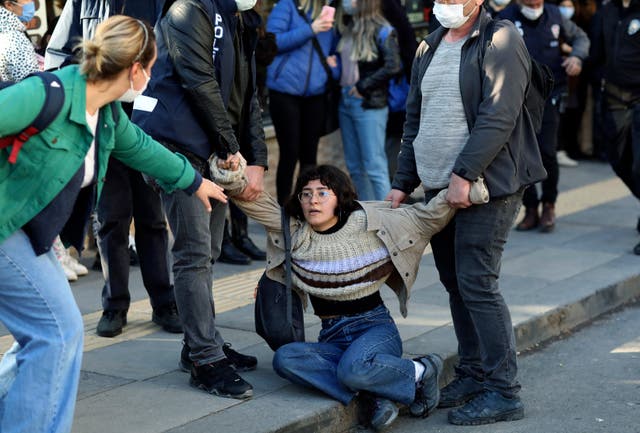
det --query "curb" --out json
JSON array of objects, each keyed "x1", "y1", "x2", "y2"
[{"x1": 274, "y1": 274, "x2": 640, "y2": 433}]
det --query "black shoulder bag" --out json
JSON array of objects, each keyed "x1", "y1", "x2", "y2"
[
  {"x1": 293, "y1": 1, "x2": 340, "y2": 136},
  {"x1": 254, "y1": 208, "x2": 305, "y2": 351}
]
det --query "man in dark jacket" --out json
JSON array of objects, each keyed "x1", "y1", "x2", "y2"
[
  {"x1": 500, "y1": 0, "x2": 590, "y2": 232},
  {"x1": 591, "y1": 0, "x2": 640, "y2": 253},
  {"x1": 388, "y1": 0, "x2": 545, "y2": 425},
  {"x1": 132, "y1": 0, "x2": 267, "y2": 399},
  {"x1": 44, "y1": 0, "x2": 184, "y2": 338}
]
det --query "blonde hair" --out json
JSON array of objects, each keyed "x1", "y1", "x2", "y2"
[
  {"x1": 79, "y1": 15, "x2": 155, "y2": 82},
  {"x1": 300, "y1": 0, "x2": 325, "y2": 19},
  {"x1": 338, "y1": 0, "x2": 388, "y2": 62}
]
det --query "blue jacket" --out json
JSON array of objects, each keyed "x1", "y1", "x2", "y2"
[{"x1": 266, "y1": 0, "x2": 340, "y2": 97}]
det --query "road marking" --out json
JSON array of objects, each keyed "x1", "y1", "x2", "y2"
[{"x1": 0, "y1": 177, "x2": 630, "y2": 355}]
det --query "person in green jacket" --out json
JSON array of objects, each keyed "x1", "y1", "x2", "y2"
[{"x1": 0, "y1": 15, "x2": 233, "y2": 433}]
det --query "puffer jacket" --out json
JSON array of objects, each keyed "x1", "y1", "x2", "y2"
[
  {"x1": 0, "y1": 6, "x2": 38, "y2": 81},
  {"x1": 393, "y1": 11, "x2": 546, "y2": 199},
  {"x1": 351, "y1": 24, "x2": 402, "y2": 109},
  {"x1": 266, "y1": 0, "x2": 340, "y2": 96}
]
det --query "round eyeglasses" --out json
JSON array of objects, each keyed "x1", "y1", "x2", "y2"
[{"x1": 297, "y1": 190, "x2": 335, "y2": 203}]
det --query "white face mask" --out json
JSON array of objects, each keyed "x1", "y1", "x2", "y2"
[
  {"x1": 433, "y1": 0, "x2": 475, "y2": 29},
  {"x1": 118, "y1": 68, "x2": 150, "y2": 103},
  {"x1": 558, "y1": 5, "x2": 575, "y2": 19},
  {"x1": 235, "y1": 0, "x2": 257, "y2": 11},
  {"x1": 520, "y1": 5, "x2": 544, "y2": 20},
  {"x1": 493, "y1": 0, "x2": 511, "y2": 6}
]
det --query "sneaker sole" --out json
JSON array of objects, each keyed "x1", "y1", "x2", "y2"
[
  {"x1": 448, "y1": 406, "x2": 525, "y2": 425},
  {"x1": 189, "y1": 377, "x2": 253, "y2": 400},
  {"x1": 151, "y1": 315, "x2": 183, "y2": 334},
  {"x1": 179, "y1": 360, "x2": 256, "y2": 373},
  {"x1": 371, "y1": 407, "x2": 399, "y2": 432},
  {"x1": 96, "y1": 328, "x2": 123, "y2": 338}
]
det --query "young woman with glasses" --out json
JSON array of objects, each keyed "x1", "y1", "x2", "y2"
[{"x1": 211, "y1": 158, "x2": 488, "y2": 431}]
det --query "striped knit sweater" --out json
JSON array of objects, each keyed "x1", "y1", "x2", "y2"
[{"x1": 290, "y1": 210, "x2": 394, "y2": 301}]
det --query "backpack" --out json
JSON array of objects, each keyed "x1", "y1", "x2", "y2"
[
  {"x1": 0, "y1": 72, "x2": 65, "y2": 164},
  {"x1": 480, "y1": 20, "x2": 554, "y2": 133},
  {"x1": 377, "y1": 25, "x2": 410, "y2": 113}
]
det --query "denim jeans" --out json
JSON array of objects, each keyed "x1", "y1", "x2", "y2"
[
  {"x1": 97, "y1": 157, "x2": 174, "y2": 312},
  {"x1": 339, "y1": 88, "x2": 391, "y2": 201},
  {"x1": 272, "y1": 305, "x2": 416, "y2": 406},
  {"x1": 0, "y1": 230, "x2": 84, "y2": 433},
  {"x1": 161, "y1": 189, "x2": 227, "y2": 364},
  {"x1": 425, "y1": 191, "x2": 523, "y2": 398}
]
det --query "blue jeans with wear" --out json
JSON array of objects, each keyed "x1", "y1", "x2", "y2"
[
  {"x1": 273, "y1": 305, "x2": 416, "y2": 406},
  {"x1": 339, "y1": 88, "x2": 391, "y2": 201},
  {"x1": 0, "y1": 230, "x2": 84, "y2": 433}
]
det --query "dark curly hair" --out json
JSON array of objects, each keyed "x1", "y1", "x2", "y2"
[{"x1": 284, "y1": 165, "x2": 360, "y2": 222}]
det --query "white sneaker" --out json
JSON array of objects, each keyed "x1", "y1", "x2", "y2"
[
  {"x1": 63, "y1": 254, "x2": 89, "y2": 276},
  {"x1": 557, "y1": 150, "x2": 578, "y2": 167},
  {"x1": 52, "y1": 237, "x2": 79, "y2": 281}
]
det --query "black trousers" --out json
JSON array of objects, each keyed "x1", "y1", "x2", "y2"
[
  {"x1": 523, "y1": 97, "x2": 560, "y2": 208},
  {"x1": 269, "y1": 90, "x2": 326, "y2": 204},
  {"x1": 96, "y1": 157, "x2": 174, "y2": 311},
  {"x1": 603, "y1": 85, "x2": 640, "y2": 199}
]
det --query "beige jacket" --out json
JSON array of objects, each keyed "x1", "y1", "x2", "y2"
[{"x1": 211, "y1": 161, "x2": 488, "y2": 317}]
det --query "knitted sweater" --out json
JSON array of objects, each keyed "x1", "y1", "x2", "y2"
[{"x1": 291, "y1": 210, "x2": 395, "y2": 302}]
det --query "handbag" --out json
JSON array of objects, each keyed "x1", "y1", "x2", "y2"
[
  {"x1": 388, "y1": 74, "x2": 409, "y2": 113},
  {"x1": 254, "y1": 208, "x2": 305, "y2": 351},
  {"x1": 293, "y1": 2, "x2": 340, "y2": 136}
]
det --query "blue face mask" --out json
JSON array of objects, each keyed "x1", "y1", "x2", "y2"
[
  {"x1": 342, "y1": 0, "x2": 357, "y2": 16},
  {"x1": 558, "y1": 6, "x2": 575, "y2": 20},
  {"x1": 14, "y1": 1, "x2": 35, "y2": 22}
]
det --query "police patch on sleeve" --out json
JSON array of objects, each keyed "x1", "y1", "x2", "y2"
[{"x1": 629, "y1": 19, "x2": 640, "y2": 36}]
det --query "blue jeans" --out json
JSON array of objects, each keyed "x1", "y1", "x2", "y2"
[
  {"x1": 426, "y1": 191, "x2": 523, "y2": 398},
  {"x1": 339, "y1": 88, "x2": 391, "y2": 201},
  {"x1": 272, "y1": 305, "x2": 416, "y2": 405},
  {"x1": 161, "y1": 189, "x2": 227, "y2": 364},
  {"x1": 0, "y1": 230, "x2": 84, "y2": 433}
]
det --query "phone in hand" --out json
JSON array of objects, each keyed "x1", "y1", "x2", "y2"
[{"x1": 320, "y1": 5, "x2": 335, "y2": 21}]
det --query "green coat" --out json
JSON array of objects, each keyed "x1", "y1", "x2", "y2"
[{"x1": 0, "y1": 65, "x2": 198, "y2": 244}]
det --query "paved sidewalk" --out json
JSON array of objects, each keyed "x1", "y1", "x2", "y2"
[{"x1": 3, "y1": 160, "x2": 640, "y2": 433}]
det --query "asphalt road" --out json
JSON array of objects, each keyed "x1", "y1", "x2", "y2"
[{"x1": 382, "y1": 301, "x2": 640, "y2": 433}]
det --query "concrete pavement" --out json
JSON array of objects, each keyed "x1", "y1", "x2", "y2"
[{"x1": 2, "y1": 159, "x2": 639, "y2": 433}]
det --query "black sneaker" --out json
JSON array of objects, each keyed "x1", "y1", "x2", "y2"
[
  {"x1": 448, "y1": 390, "x2": 524, "y2": 425},
  {"x1": 190, "y1": 358, "x2": 253, "y2": 399},
  {"x1": 179, "y1": 341, "x2": 192, "y2": 372},
  {"x1": 409, "y1": 353, "x2": 443, "y2": 418},
  {"x1": 438, "y1": 375, "x2": 484, "y2": 408},
  {"x1": 96, "y1": 310, "x2": 127, "y2": 337},
  {"x1": 370, "y1": 398, "x2": 399, "y2": 432},
  {"x1": 179, "y1": 342, "x2": 257, "y2": 372},
  {"x1": 152, "y1": 302, "x2": 182, "y2": 333},
  {"x1": 222, "y1": 343, "x2": 257, "y2": 372}
]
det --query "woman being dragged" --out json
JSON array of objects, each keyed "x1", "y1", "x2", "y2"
[{"x1": 211, "y1": 158, "x2": 488, "y2": 431}]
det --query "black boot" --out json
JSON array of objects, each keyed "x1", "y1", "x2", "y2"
[
  {"x1": 231, "y1": 209, "x2": 266, "y2": 261},
  {"x1": 218, "y1": 220, "x2": 251, "y2": 265}
]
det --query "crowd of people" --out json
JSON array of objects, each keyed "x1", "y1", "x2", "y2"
[{"x1": 0, "y1": 0, "x2": 639, "y2": 432}]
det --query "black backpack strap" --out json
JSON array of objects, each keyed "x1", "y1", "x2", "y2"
[
  {"x1": 0, "y1": 72, "x2": 65, "y2": 164},
  {"x1": 281, "y1": 207, "x2": 293, "y2": 319},
  {"x1": 292, "y1": 0, "x2": 335, "y2": 87}
]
